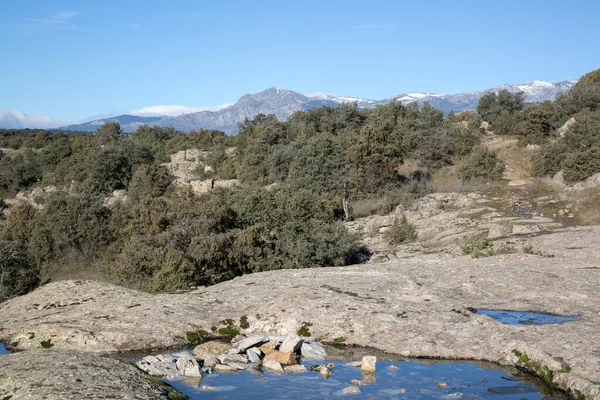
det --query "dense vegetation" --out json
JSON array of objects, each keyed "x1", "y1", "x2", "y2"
[
  {"x1": 1, "y1": 67, "x2": 599, "y2": 301},
  {"x1": 472, "y1": 69, "x2": 600, "y2": 184},
  {"x1": 0, "y1": 100, "x2": 488, "y2": 300}
]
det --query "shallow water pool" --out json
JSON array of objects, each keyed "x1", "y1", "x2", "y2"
[
  {"x1": 476, "y1": 309, "x2": 580, "y2": 325},
  {"x1": 0, "y1": 343, "x2": 9, "y2": 356},
  {"x1": 163, "y1": 352, "x2": 568, "y2": 399}
]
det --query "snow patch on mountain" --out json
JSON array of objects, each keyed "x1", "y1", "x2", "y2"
[
  {"x1": 130, "y1": 103, "x2": 233, "y2": 117},
  {"x1": 34, "y1": 79, "x2": 581, "y2": 133}
]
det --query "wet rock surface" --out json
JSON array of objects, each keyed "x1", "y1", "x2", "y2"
[
  {"x1": 1, "y1": 226, "x2": 600, "y2": 398},
  {"x1": 0, "y1": 349, "x2": 183, "y2": 399}
]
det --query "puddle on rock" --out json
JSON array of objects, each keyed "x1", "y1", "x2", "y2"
[
  {"x1": 158, "y1": 347, "x2": 568, "y2": 399},
  {"x1": 0, "y1": 343, "x2": 10, "y2": 356},
  {"x1": 476, "y1": 309, "x2": 580, "y2": 325}
]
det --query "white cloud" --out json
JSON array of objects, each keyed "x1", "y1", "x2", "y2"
[
  {"x1": 55, "y1": 11, "x2": 80, "y2": 20},
  {"x1": 11, "y1": 10, "x2": 80, "y2": 35},
  {"x1": 129, "y1": 103, "x2": 233, "y2": 117},
  {"x1": 0, "y1": 107, "x2": 71, "y2": 129},
  {"x1": 354, "y1": 24, "x2": 394, "y2": 30}
]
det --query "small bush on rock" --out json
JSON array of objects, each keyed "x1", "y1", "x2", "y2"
[
  {"x1": 460, "y1": 236, "x2": 493, "y2": 258},
  {"x1": 385, "y1": 216, "x2": 417, "y2": 245}
]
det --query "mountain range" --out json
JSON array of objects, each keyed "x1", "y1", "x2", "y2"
[{"x1": 53, "y1": 79, "x2": 576, "y2": 133}]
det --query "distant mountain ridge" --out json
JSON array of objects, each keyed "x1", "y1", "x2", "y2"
[
  {"x1": 60, "y1": 79, "x2": 577, "y2": 133},
  {"x1": 58, "y1": 114, "x2": 162, "y2": 133}
]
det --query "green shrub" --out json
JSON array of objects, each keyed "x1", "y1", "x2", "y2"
[
  {"x1": 128, "y1": 164, "x2": 174, "y2": 200},
  {"x1": 477, "y1": 89, "x2": 524, "y2": 135},
  {"x1": 460, "y1": 236, "x2": 493, "y2": 258},
  {"x1": 385, "y1": 216, "x2": 417, "y2": 245},
  {"x1": 458, "y1": 147, "x2": 505, "y2": 182},
  {"x1": 531, "y1": 142, "x2": 569, "y2": 177},
  {"x1": 413, "y1": 129, "x2": 454, "y2": 169},
  {"x1": 1, "y1": 203, "x2": 38, "y2": 243},
  {"x1": 522, "y1": 101, "x2": 557, "y2": 143},
  {"x1": 297, "y1": 322, "x2": 312, "y2": 337},
  {"x1": 29, "y1": 193, "x2": 114, "y2": 263},
  {"x1": 0, "y1": 240, "x2": 39, "y2": 302},
  {"x1": 556, "y1": 68, "x2": 600, "y2": 116},
  {"x1": 448, "y1": 122, "x2": 481, "y2": 157},
  {"x1": 0, "y1": 149, "x2": 42, "y2": 197},
  {"x1": 217, "y1": 326, "x2": 240, "y2": 336},
  {"x1": 563, "y1": 109, "x2": 600, "y2": 151},
  {"x1": 108, "y1": 235, "x2": 195, "y2": 292},
  {"x1": 491, "y1": 111, "x2": 524, "y2": 136},
  {"x1": 563, "y1": 147, "x2": 600, "y2": 184},
  {"x1": 204, "y1": 146, "x2": 236, "y2": 179},
  {"x1": 186, "y1": 330, "x2": 209, "y2": 343},
  {"x1": 287, "y1": 133, "x2": 347, "y2": 194}
]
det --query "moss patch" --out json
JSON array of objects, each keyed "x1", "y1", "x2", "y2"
[
  {"x1": 144, "y1": 376, "x2": 187, "y2": 400},
  {"x1": 513, "y1": 349, "x2": 557, "y2": 389},
  {"x1": 186, "y1": 329, "x2": 209, "y2": 343},
  {"x1": 333, "y1": 337, "x2": 346, "y2": 343},
  {"x1": 217, "y1": 326, "x2": 239, "y2": 336},
  {"x1": 297, "y1": 322, "x2": 312, "y2": 337}
]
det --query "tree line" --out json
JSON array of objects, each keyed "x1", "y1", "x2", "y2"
[{"x1": 2, "y1": 67, "x2": 599, "y2": 301}]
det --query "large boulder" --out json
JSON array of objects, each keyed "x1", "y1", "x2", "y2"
[
  {"x1": 137, "y1": 354, "x2": 179, "y2": 378},
  {"x1": 0, "y1": 349, "x2": 182, "y2": 399},
  {"x1": 300, "y1": 342, "x2": 327, "y2": 360},
  {"x1": 264, "y1": 350, "x2": 296, "y2": 365},
  {"x1": 360, "y1": 355, "x2": 377, "y2": 374},
  {"x1": 176, "y1": 353, "x2": 203, "y2": 377},
  {"x1": 557, "y1": 117, "x2": 576, "y2": 138},
  {"x1": 161, "y1": 149, "x2": 208, "y2": 183},
  {"x1": 234, "y1": 335, "x2": 268, "y2": 352},
  {"x1": 279, "y1": 333, "x2": 303, "y2": 353},
  {"x1": 193, "y1": 341, "x2": 232, "y2": 357},
  {"x1": 262, "y1": 359, "x2": 284, "y2": 373}
]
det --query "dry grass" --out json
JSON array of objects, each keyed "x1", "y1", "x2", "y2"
[
  {"x1": 396, "y1": 159, "x2": 423, "y2": 177},
  {"x1": 41, "y1": 252, "x2": 107, "y2": 284},
  {"x1": 350, "y1": 159, "x2": 432, "y2": 219},
  {"x1": 351, "y1": 191, "x2": 414, "y2": 219},
  {"x1": 431, "y1": 165, "x2": 490, "y2": 193},
  {"x1": 483, "y1": 135, "x2": 533, "y2": 181}
]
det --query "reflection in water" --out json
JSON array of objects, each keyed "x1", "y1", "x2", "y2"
[
  {"x1": 163, "y1": 357, "x2": 569, "y2": 399},
  {"x1": 361, "y1": 371, "x2": 376, "y2": 384},
  {"x1": 476, "y1": 309, "x2": 580, "y2": 325}
]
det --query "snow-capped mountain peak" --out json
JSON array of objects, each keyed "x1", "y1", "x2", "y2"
[{"x1": 52, "y1": 78, "x2": 577, "y2": 134}]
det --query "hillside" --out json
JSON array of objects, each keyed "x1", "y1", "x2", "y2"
[{"x1": 59, "y1": 80, "x2": 576, "y2": 133}]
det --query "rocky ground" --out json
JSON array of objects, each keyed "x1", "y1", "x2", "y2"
[
  {"x1": 1, "y1": 224, "x2": 600, "y2": 398},
  {"x1": 2, "y1": 141, "x2": 600, "y2": 398},
  {"x1": 0, "y1": 349, "x2": 185, "y2": 399}
]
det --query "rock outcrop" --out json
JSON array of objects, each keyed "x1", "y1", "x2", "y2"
[
  {"x1": 161, "y1": 149, "x2": 209, "y2": 183},
  {"x1": 346, "y1": 192, "x2": 566, "y2": 261},
  {"x1": 1, "y1": 227, "x2": 600, "y2": 398},
  {"x1": 557, "y1": 117, "x2": 576, "y2": 138},
  {"x1": 0, "y1": 349, "x2": 184, "y2": 399}
]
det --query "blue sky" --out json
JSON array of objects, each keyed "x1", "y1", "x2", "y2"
[{"x1": 1, "y1": 0, "x2": 599, "y2": 125}]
